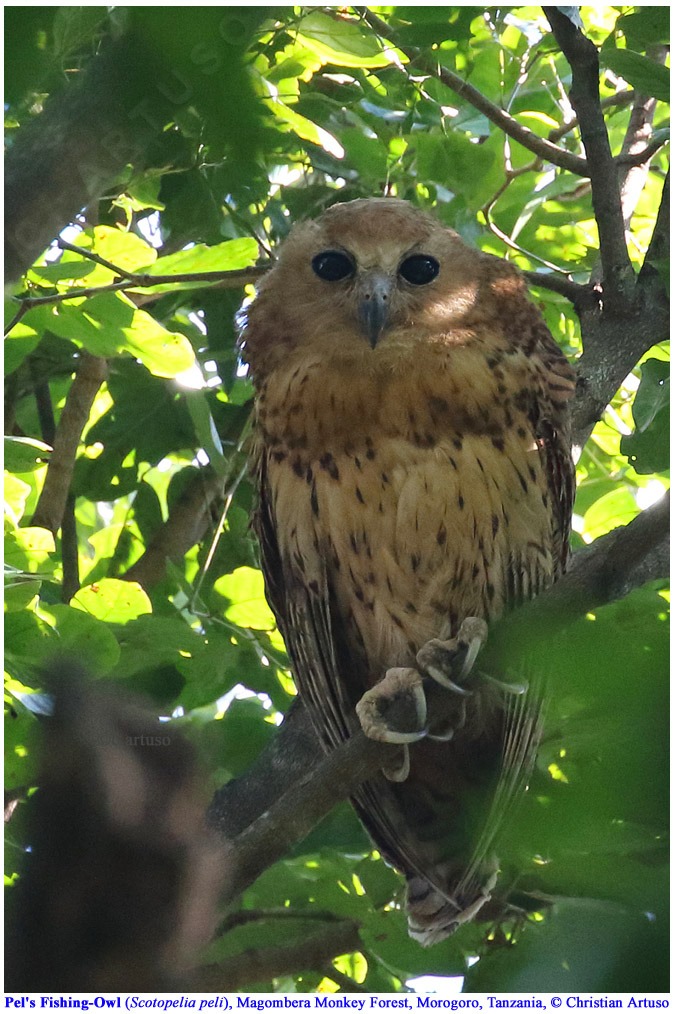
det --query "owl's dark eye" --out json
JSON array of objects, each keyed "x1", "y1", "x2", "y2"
[
  {"x1": 312, "y1": 250, "x2": 355, "y2": 282},
  {"x1": 399, "y1": 254, "x2": 440, "y2": 285}
]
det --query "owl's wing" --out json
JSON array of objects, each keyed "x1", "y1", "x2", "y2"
[
  {"x1": 252, "y1": 444, "x2": 355, "y2": 749},
  {"x1": 529, "y1": 321, "x2": 577, "y2": 577}
]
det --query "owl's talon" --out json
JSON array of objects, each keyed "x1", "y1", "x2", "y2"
[
  {"x1": 356, "y1": 667, "x2": 427, "y2": 746},
  {"x1": 416, "y1": 617, "x2": 488, "y2": 691},
  {"x1": 483, "y1": 673, "x2": 529, "y2": 696},
  {"x1": 382, "y1": 744, "x2": 411, "y2": 783}
]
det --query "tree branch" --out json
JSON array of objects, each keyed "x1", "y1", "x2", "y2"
[
  {"x1": 571, "y1": 172, "x2": 669, "y2": 444},
  {"x1": 543, "y1": 8, "x2": 635, "y2": 306},
  {"x1": 359, "y1": 9, "x2": 589, "y2": 177},
  {"x1": 211, "y1": 493, "x2": 669, "y2": 905},
  {"x1": 6, "y1": 265, "x2": 269, "y2": 328},
  {"x1": 31, "y1": 352, "x2": 108, "y2": 536},
  {"x1": 4, "y1": 32, "x2": 165, "y2": 285},
  {"x1": 191, "y1": 919, "x2": 362, "y2": 991},
  {"x1": 548, "y1": 89, "x2": 635, "y2": 142},
  {"x1": 122, "y1": 466, "x2": 225, "y2": 590},
  {"x1": 617, "y1": 47, "x2": 667, "y2": 230}
]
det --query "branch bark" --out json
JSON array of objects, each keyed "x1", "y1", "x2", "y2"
[
  {"x1": 571, "y1": 172, "x2": 669, "y2": 445},
  {"x1": 123, "y1": 466, "x2": 225, "y2": 590},
  {"x1": 191, "y1": 920, "x2": 362, "y2": 991},
  {"x1": 5, "y1": 32, "x2": 165, "y2": 285},
  {"x1": 31, "y1": 352, "x2": 108, "y2": 536},
  {"x1": 543, "y1": 7, "x2": 635, "y2": 306}
]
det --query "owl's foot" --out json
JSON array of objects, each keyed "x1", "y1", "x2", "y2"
[
  {"x1": 416, "y1": 617, "x2": 488, "y2": 692},
  {"x1": 415, "y1": 617, "x2": 488, "y2": 741},
  {"x1": 416, "y1": 618, "x2": 528, "y2": 739},
  {"x1": 356, "y1": 666, "x2": 426, "y2": 782}
]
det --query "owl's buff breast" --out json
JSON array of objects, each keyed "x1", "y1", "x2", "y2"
[{"x1": 259, "y1": 341, "x2": 557, "y2": 681}]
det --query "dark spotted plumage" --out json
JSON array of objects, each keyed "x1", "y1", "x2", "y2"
[{"x1": 242, "y1": 198, "x2": 575, "y2": 945}]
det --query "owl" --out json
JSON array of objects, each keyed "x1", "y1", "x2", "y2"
[{"x1": 241, "y1": 198, "x2": 575, "y2": 944}]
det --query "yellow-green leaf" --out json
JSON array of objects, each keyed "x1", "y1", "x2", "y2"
[{"x1": 71, "y1": 579, "x2": 152, "y2": 623}]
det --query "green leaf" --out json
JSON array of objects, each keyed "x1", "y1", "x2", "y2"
[
  {"x1": 44, "y1": 293, "x2": 196, "y2": 378},
  {"x1": 620, "y1": 359, "x2": 669, "y2": 474},
  {"x1": 140, "y1": 238, "x2": 258, "y2": 277},
  {"x1": 4, "y1": 578, "x2": 41, "y2": 613},
  {"x1": 617, "y1": 9, "x2": 670, "y2": 50},
  {"x1": 185, "y1": 392, "x2": 227, "y2": 475},
  {"x1": 601, "y1": 50, "x2": 670, "y2": 103},
  {"x1": 5, "y1": 610, "x2": 56, "y2": 669},
  {"x1": 214, "y1": 566, "x2": 276, "y2": 630},
  {"x1": 631, "y1": 359, "x2": 669, "y2": 431},
  {"x1": 582, "y1": 487, "x2": 639, "y2": 540},
  {"x1": 4, "y1": 474, "x2": 33, "y2": 525},
  {"x1": 340, "y1": 127, "x2": 388, "y2": 182},
  {"x1": 297, "y1": 11, "x2": 396, "y2": 69},
  {"x1": 414, "y1": 131, "x2": 500, "y2": 204},
  {"x1": 4, "y1": 302, "x2": 45, "y2": 373},
  {"x1": 70, "y1": 579, "x2": 152, "y2": 623},
  {"x1": 4, "y1": 437, "x2": 52, "y2": 473},
  {"x1": 4, "y1": 528, "x2": 55, "y2": 573},
  {"x1": 266, "y1": 98, "x2": 344, "y2": 159},
  {"x1": 40, "y1": 603, "x2": 121, "y2": 673}
]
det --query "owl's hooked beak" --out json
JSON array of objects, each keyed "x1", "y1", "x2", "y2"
[{"x1": 357, "y1": 271, "x2": 393, "y2": 348}]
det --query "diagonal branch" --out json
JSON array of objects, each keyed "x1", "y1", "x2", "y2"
[
  {"x1": 123, "y1": 466, "x2": 225, "y2": 590},
  {"x1": 191, "y1": 919, "x2": 362, "y2": 991},
  {"x1": 359, "y1": 8, "x2": 589, "y2": 177}
]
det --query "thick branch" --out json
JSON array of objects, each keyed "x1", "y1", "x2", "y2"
[
  {"x1": 212, "y1": 493, "x2": 669, "y2": 903},
  {"x1": 192, "y1": 919, "x2": 362, "y2": 991},
  {"x1": 543, "y1": 8, "x2": 634, "y2": 305},
  {"x1": 123, "y1": 467, "x2": 225, "y2": 590},
  {"x1": 5, "y1": 33, "x2": 165, "y2": 284},
  {"x1": 31, "y1": 353, "x2": 108, "y2": 535},
  {"x1": 571, "y1": 173, "x2": 669, "y2": 443}
]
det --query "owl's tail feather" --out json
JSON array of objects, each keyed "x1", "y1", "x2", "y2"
[{"x1": 405, "y1": 858, "x2": 498, "y2": 947}]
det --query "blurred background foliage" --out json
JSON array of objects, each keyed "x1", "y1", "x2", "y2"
[{"x1": 4, "y1": 5, "x2": 669, "y2": 993}]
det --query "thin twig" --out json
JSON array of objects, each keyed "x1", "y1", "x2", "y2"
[
  {"x1": 522, "y1": 269, "x2": 593, "y2": 306},
  {"x1": 548, "y1": 89, "x2": 635, "y2": 141},
  {"x1": 6, "y1": 264, "x2": 270, "y2": 326},
  {"x1": 57, "y1": 237, "x2": 138, "y2": 279}
]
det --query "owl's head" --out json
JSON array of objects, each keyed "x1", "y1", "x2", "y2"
[{"x1": 242, "y1": 198, "x2": 520, "y2": 374}]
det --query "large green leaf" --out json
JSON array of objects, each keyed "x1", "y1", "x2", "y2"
[
  {"x1": 44, "y1": 293, "x2": 196, "y2": 378},
  {"x1": 297, "y1": 11, "x2": 397, "y2": 69},
  {"x1": 601, "y1": 49, "x2": 670, "y2": 103},
  {"x1": 621, "y1": 359, "x2": 669, "y2": 474}
]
